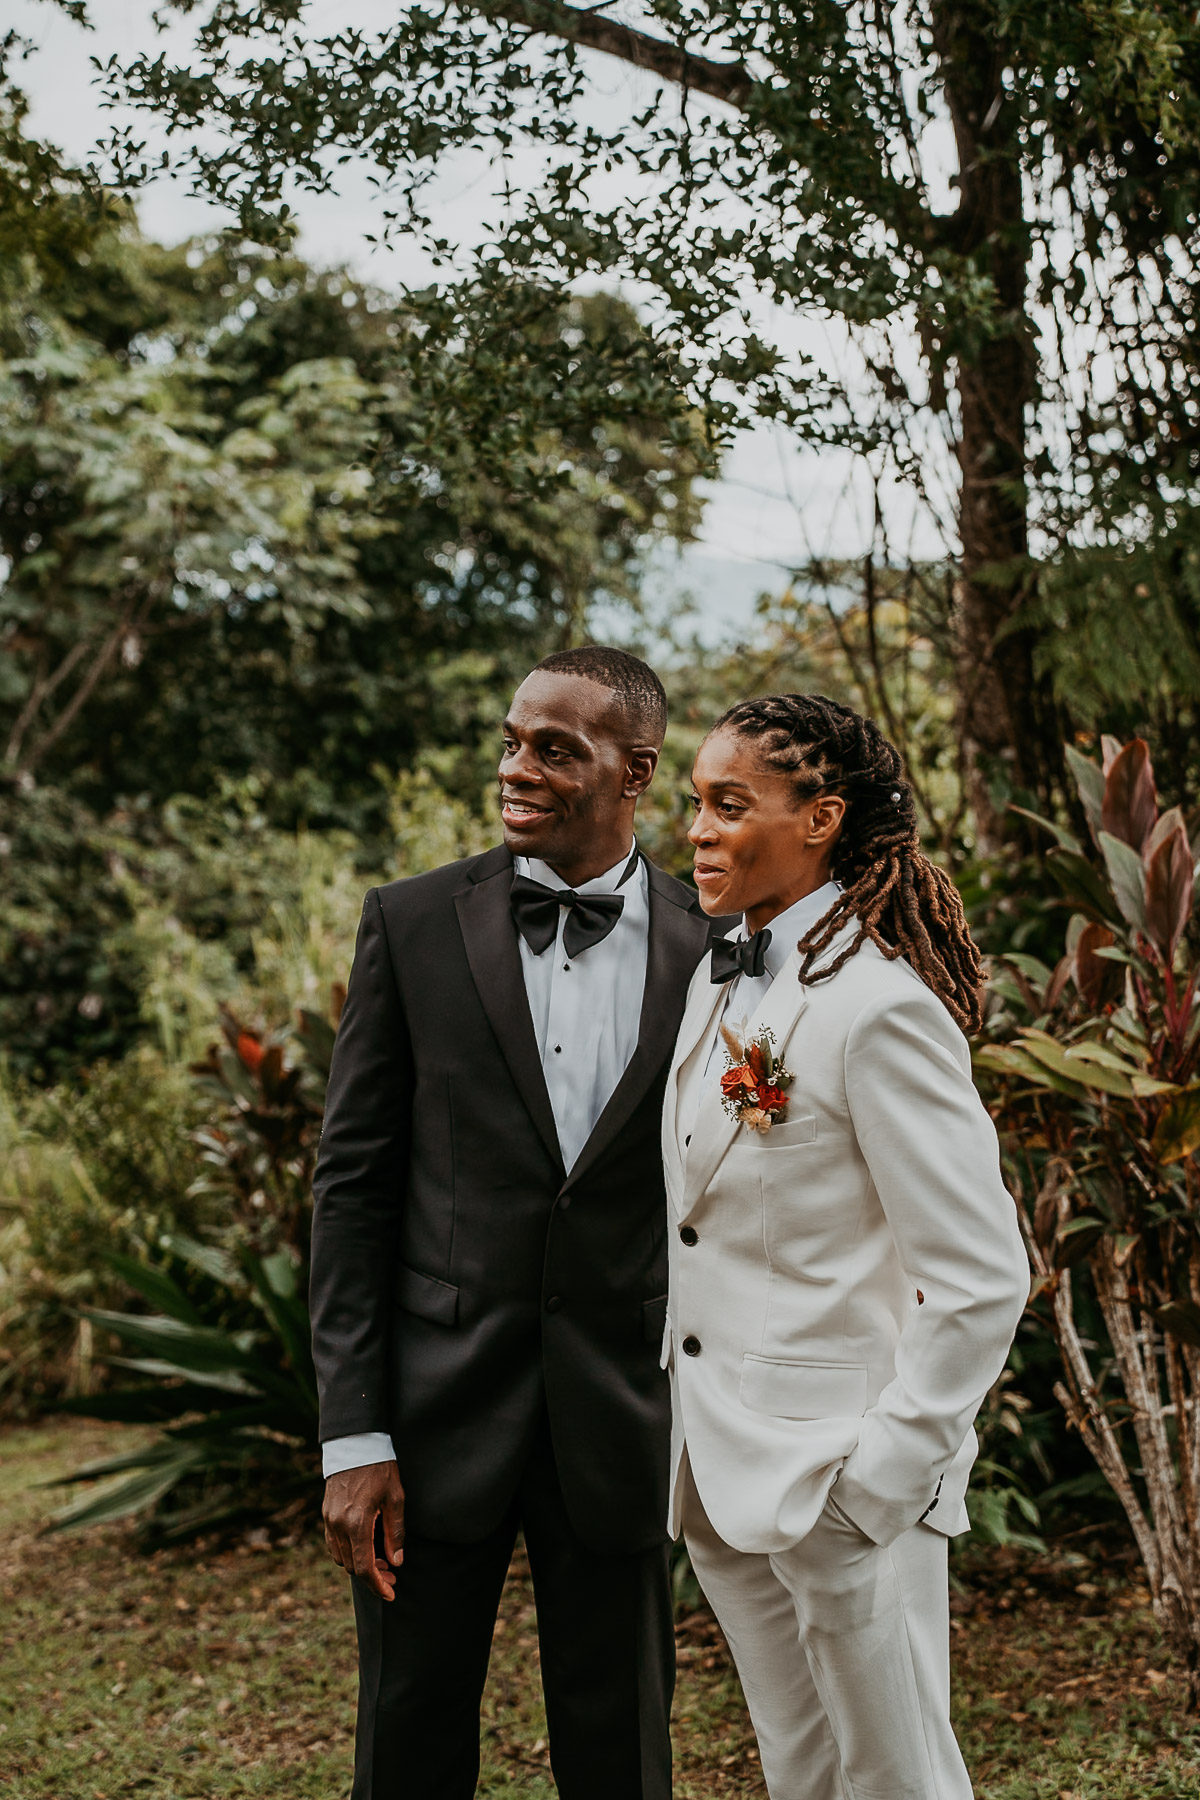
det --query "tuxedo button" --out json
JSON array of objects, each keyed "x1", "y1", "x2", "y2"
[
  {"x1": 679, "y1": 1226, "x2": 698, "y2": 1246},
  {"x1": 558, "y1": 1192, "x2": 572, "y2": 1211},
  {"x1": 682, "y1": 1335, "x2": 702, "y2": 1356},
  {"x1": 546, "y1": 1295, "x2": 562, "y2": 1314}
]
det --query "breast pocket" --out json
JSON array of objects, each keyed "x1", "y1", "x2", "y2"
[{"x1": 750, "y1": 1113, "x2": 817, "y2": 1150}]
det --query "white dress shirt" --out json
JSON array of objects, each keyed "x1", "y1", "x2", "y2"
[
  {"x1": 323, "y1": 843, "x2": 651, "y2": 1478},
  {"x1": 681, "y1": 880, "x2": 842, "y2": 1147}
]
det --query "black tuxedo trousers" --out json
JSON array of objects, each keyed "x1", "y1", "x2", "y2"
[{"x1": 310, "y1": 846, "x2": 721, "y2": 1798}]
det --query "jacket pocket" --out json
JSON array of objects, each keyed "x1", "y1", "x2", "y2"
[
  {"x1": 642, "y1": 1293, "x2": 669, "y2": 1345},
  {"x1": 739, "y1": 1354, "x2": 867, "y2": 1420},
  {"x1": 749, "y1": 1113, "x2": 817, "y2": 1149},
  {"x1": 397, "y1": 1263, "x2": 459, "y2": 1326}
]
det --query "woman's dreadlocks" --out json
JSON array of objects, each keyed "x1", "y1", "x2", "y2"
[{"x1": 713, "y1": 693, "x2": 985, "y2": 1034}]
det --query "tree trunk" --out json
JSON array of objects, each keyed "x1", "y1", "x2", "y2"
[{"x1": 933, "y1": 4, "x2": 1064, "y2": 843}]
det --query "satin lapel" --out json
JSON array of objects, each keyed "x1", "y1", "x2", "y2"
[
  {"x1": 454, "y1": 853, "x2": 564, "y2": 1177},
  {"x1": 569, "y1": 868, "x2": 709, "y2": 1185},
  {"x1": 682, "y1": 947, "x2": 812, "y2": 1213}
]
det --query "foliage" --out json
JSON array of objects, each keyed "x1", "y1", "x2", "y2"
[
  {"x1": 0, "y1": 1049, "x2": 209, "y2": 1411},
  {"x1": 46, "y1": 998, "x2": 335, "y2": 1536},
  {"x1": 49, "y1": 1232, "x2": 319, "y2": 1540},
  {"x1": 0, "y1": 219, "x2": 705, "y2": 820},
  {"x1": 979, "y1": 734, "x2": 1200, "y2": 1699},
  {"x1": 96, "y1": 0, "x2": 1200, "y2": 819}
]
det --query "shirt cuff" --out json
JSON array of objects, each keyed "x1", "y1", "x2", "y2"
[{"x1": 322, "y1": 1432, "x2": 397, "y2": 1478}]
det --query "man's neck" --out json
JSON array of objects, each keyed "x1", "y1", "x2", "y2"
[{"x1": 541, "y1": 837, "x2": 636, "y2": 889}]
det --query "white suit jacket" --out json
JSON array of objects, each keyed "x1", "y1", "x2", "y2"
[{"x1": 662, "y1": 921, "x2": 1029, "y2": 1554}]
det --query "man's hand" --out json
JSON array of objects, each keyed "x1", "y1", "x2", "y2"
[{"x1": 323, "y1": 1461, "x2": 406, "y2": 1601}]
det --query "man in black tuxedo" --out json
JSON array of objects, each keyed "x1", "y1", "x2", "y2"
[{"x1": 310, "y1": 645, "x2": 721, "y2": 1800}]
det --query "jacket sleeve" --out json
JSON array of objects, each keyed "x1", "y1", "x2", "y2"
[
  {"x1": 309, "y1": 887, "x2": 413, "y2": 1444},
  {"x1": 833, "y1": 981, "x2": 1029, "y2": 1545}
]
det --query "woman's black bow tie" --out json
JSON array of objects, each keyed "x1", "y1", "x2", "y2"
[
  {"x1": 510, "y1": 848, "x2": 641, "y2": 960},
  {"x1": 710, "y1": 927, "x2": 772, "y2": 985}
]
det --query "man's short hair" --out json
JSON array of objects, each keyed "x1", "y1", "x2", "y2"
[{"x1": 534, "y1": 645, "x2": 668, "y2": 748}]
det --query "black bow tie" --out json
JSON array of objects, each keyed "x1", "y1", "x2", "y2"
[
  {"x1": 710, "y1": 927, "x2": 772, "y2": 985},
  {"x1": 510, "y1": 850, "x2": 640, "y2": 959}
]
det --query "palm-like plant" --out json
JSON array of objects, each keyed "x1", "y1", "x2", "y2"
[
  {"x1": 980, "y1": 737, "x2": 1200, "y2": 1699},
  {"x1": 47, "y1": 996, "x2": 339, "y2": 1538}
]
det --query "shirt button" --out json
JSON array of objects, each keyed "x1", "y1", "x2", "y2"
[
  {"x1": 563, "y1": 962, "x2": 571, "y2": 971},
  {"x1": 682, "y1": 1335, "x2": 702, "y2": 1357},
  {"x1": 546, "y1": 1295, "x2": 562, "y2": 1314},
  {"x1": 685, "y1": 1134, "x2": 692, "y2": 1147},
  {"x1": 680, "y1": 1226, "x2": 698, "y2": 1246},
  {"x1": 554, "y1": 1045, "x2": 562, "y2": 1054}
]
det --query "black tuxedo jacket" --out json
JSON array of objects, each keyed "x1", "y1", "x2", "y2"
[{"x1": 309, "y1": 844, "x2": 721, "y2": 1554}]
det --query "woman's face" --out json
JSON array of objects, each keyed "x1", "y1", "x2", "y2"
[{"x1": 688, "y1": 727, "x2": 845, "y2": 930}]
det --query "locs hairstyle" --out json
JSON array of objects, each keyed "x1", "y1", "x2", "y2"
[{"x1": 713, "y1": 693, "x2": 985, "y2": 1033}]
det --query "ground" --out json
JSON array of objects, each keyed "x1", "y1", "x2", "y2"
[{"x1": 1, "y1": 1421, "x2": 1199, "y2": 1798}]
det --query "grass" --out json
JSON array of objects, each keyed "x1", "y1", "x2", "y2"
[{"x1": 0, "y1": 1420, "x2": 1198, "y2": 1798}]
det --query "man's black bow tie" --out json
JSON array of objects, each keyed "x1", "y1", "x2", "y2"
[
  {"x1": 710, "y1": 927, "x2": 772, "y2": 985},
  {"x1": 511, "y1": 851, "x2": 640, "y2": 960}
]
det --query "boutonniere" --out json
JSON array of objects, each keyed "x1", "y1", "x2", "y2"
[{"x1": 719, "y1": 1024, "x2": 794, "y2": 1133}]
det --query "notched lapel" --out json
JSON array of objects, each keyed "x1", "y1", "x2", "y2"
[
  {"x1": 569, "y1": 868, "x2": 710, "y2": 1185},
  {"x1": 454, "y1": 854, "x2": 564, "y2": 1176}
]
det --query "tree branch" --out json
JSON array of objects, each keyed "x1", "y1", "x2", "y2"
[{"x1": 470, "y1": 0, "x2": 754, "y2": 108}]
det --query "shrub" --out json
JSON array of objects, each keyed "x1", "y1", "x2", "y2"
[{"x1": 979, "y1": 735, "x2": 1200, "y2": 1700}]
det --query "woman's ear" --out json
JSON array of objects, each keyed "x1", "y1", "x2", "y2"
[{"x1": 808, "y1": 792, "x2": 846, "y2": 846}]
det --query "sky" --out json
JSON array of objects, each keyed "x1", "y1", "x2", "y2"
[{"x1": 10, "y1": 0, "x2": 947, "y2": 640}]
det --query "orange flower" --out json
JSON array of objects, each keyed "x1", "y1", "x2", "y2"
[
  {"x1": 721, "y1": 1064, "x2": 755, "y2": 1096},
  {"x1": 236, "y1": 1031, "x2": 265, "y2": 1073}
]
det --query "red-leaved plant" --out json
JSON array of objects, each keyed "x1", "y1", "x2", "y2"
[{"x1": 980, "y1": 737, "x2": 1200, "y2": 1699}]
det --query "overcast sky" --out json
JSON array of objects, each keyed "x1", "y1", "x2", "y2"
[{"x1": 11, "y1": 0, "x2": 946, "y2": 639}]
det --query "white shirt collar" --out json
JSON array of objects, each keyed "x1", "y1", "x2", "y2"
[
  {"x1": 520, "y1": 843, "x2": 639, "y2": 896},
  {"x1": 743, "y1": 880, "x2": 842, "y2": 981}
]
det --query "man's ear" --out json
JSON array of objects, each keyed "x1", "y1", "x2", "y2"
[
  {"x1": 624, "y1": 745, "x2": 660, "y2": 800},
  {"x1": 808, "y1": 792, "x2": 846, "y2": 845}
]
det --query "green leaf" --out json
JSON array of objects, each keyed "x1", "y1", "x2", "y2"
[
  {"x1": 1007, "y1": 805, "x2": 1082, "y2": 855},
  {"x1": 1019, "y1": 1031, "x2": 1135, "y2": 1097},
  {"x1": 1065, "y1": 746, "x2": 1105, "y2": 835},
  {"x1": 974, "y1": 1043, "x2": 1087, "y2": 1097},
  {"x1": 158, "y1": 1232, "x2": 242, "y2": 1290},
  {"x1": 103, "y1": 1251, "x2": 203, "y2": 1325},
  {"x1": 1053, "y1": 1216, "x2": 1106, "y2": 1268},
  {"x1": 44, "y1": 1449, "x2": 206, "y2": 1534},
  {"x1": 54, "y1": 1382, "x2": 233, "y2": 1424},
  {"x1": 103, "y1": 1356, "x2": 263, "y2": 1395},
  {"x1": 83, "y1": 1308, "x2": 261, "y2": 1376},
  {"x1": 1046, "y1": 849, "x2": 1119, "y2": 925},
  {"x1": 1153, "y1": 1087, "x2": 1200, "y2": 1163},
  {"x1": 1098, "y1": 831, "x2": 1147, "y2": 932}
]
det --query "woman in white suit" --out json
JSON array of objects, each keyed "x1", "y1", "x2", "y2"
[{"x1": 663, "y1": 693, "x2": 1029, "y2": 1800}]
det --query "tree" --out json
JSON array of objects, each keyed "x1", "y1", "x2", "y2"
[
  {"x1": 1, "y1": 217, "x2": 705, "y2": 823},
  {"x1": 97, "y1": 0, "x2": 1200, "y2": 837}
]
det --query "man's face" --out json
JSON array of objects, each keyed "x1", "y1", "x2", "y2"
[{"x1": 498, "y1": 671, "x2": 653, "y2": 872}]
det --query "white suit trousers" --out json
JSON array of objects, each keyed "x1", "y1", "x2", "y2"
[{"x1": 682, "y1": 1463, "x2": 973, "y2": 1800}]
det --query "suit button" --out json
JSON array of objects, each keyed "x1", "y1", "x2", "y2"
[
  {"x1": 546, "y1": 1296, "x2": 562, "y2": 1314},
  {"x1": 559, "y1": 1193, "x2": 572, "y2": 1210},
  {"x1": 682, "y1": 1335, "x2": 702, "y2": 1356},
  {"x1": 680, "y1": 1226, "x2": 698, "y2": 1246}
]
